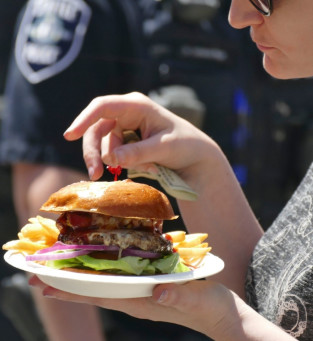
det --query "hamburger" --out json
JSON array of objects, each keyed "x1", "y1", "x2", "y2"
[{"x1": 35, "y1": 179, "x2": 189, "y2": 275}]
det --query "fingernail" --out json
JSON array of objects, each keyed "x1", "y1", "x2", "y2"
[
  {"x1": 43, "y1": 294, "x2": 55, "y2": 299},
  {"x1": 63, "y1": 128, "x2": 75, "y2": 140},
  {"x1": 88, "y1": 167, "x2": 94, "y2": 179},
  {"x1": 63, "y1": 128, "x2": 71, "y2": 137},
  {"x1": 157, "y1": 290, "x2": 168, "y2": 304},
  {"x1": 43, "y1": 289, "x2": 56, "y2": 299}
]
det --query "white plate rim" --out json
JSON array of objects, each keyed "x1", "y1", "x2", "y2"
[{"x1": 4, "y1": 251, "x2": 224, "y2": 297}]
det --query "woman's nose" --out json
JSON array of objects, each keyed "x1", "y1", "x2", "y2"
[{"x1": 228, "y1": 0, "x2": 264, "y2": 29}]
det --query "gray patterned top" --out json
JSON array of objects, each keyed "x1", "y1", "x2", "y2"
[{"x1": 246, "y1": 162, "x2": 313, "y2": 339}]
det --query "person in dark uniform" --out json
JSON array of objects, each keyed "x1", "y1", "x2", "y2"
[{"x1": 0, "y1": 0, "x2": 146, "y2": 340}]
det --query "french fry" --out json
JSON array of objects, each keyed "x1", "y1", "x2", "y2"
[
  {"x1": 176, "y1": 247, "x2": 211, "y2": 258},
  {"x1": 165, "y1": 231, "x2": 186, "y2": 243},
  {"x1": 18, "y1": 223, "x2": 51, "y2": 240},
  {"x1": 194, "y1": 242, "x2": 209, "y2": 248},
  {"x1": 2, "y1": 215, "x2": 59, "y2": 254},
  {"x1": 180, "y1": 256, "x2": 206, "y2": 268},
  {"x1": 164, "y1": 231, "x2": 211, "y2": 268},
  {"x1": 28, "y1": 217, "x2": 40, "y2": 224},
  {"x1": 2, "y1": 239, "x2": 47, "y2": 254},
  {"x1": 176, "y1": 233, "x2": 208, "y2": 248},
  {"x1": 36, "y1": 216, "x2": 59, "y2": 239}
]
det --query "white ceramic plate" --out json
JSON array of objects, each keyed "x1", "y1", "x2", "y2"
[{"x1": 4, "y1": 251, "x2": 224, "y2": 298}]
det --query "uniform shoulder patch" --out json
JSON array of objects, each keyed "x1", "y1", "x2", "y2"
[{"x1": 15, "y1": 0, "x2": 91, "y2": 84}]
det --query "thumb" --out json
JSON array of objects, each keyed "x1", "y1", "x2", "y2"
[
  {"x1": 152, "y1": 282, "x2": 202, "y2": 313},
  {"x1": 152, "y1": 281, "x2": 232, "y2": 315},
  {"x1": 111, "y1": 134, "x2": 173, "y2": 171},
  {"x1": 151, "y1": 281, "x2": 237, "y2": 338}
]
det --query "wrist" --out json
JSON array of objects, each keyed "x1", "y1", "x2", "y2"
[
  {"x1": 180, "y1": 136, "x2": 229, "y2": 195},
  {"x1": 213, "y1": 293, "x2": 295, "y2": 341}
]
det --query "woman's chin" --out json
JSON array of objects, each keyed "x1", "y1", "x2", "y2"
[{"x1": 263, "y1": 56, "x2": 313, "y2": 80}]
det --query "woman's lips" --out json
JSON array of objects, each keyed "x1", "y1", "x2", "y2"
[{"x1": 256, "y1": 43, "x2": 274, "y2": 52}]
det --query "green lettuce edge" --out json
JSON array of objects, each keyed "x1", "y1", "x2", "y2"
[{"x1": 46, "y1": 252, "x2": 190, "y2": 275}]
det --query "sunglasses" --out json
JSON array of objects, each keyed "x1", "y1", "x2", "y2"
[{"x1": 249, "y1": 0, "x2": 272, "y2": 16}]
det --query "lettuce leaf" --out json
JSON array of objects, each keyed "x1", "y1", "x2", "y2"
[{"x1": 46, "y1": 253, "x2": 190, "y2": 275}]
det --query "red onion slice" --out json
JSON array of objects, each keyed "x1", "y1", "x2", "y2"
[
  {"x1": 27, "y1": 242, "x2": 162, "y2": 262},
  {"x1": 26, "y1": 249, "x2": 91, "y2": 261},
  {"x1": 37, "y1": 242, "x2": 120, "y2": 254},
  {"x1": 122, "y1": 249, "x2": 161, "y2": 258}
]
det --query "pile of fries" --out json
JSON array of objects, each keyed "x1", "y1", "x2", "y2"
[
  {"x1": 2, "y1": 216, "x2": 59, "y2": 255},
  {"x1": 3, "y1": 216, "x2": 211, "y2": 269},
  {"x1": 164, "y1": 231, "x2": 211, "y2": 268}
]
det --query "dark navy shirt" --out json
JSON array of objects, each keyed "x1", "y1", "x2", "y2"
[{"x1": 0, "y1": 0, "x2": 145, "y2": 172}]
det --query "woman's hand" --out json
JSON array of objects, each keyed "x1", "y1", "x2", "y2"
[
  {"x1": 64, "y1": 92, "x2": 216, "y2": 182},
  {"x1": 29, "y1": 275, "x2": 296, "y2": 341},
  {"x1": 28, "y1": 275, "x2": 245, "y2": 339}
]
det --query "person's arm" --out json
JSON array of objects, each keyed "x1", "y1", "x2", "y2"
[
  {"x1": 13, "y1": 164, "x2": 105, "y2": 341},
  {"x1": 64, "y1": 92, "x2": 263, "y2": 297},
  {"x1": 176, "y1": 147, "x2": 263, "y2": 298},
  {"x1": 30, "y1": 276, "x2": 295, "y2": 341}
]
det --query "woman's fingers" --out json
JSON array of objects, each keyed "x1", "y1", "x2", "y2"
[
  {"x1": 29, "y1": 274, "x2": 234, "y2": 338},
  {"x1": 29, "y1": 275, "x2": 48, "y2": 290},
  {"x1": 63, "y1": 91, "x2": 212, "y2": 181},
  {"x1": 82, "y1": 119, "x2": 116, "y2": 179},
  {"x1": 64, "y1": 92, "x2": 179, "y2": 177},
  {"x1": 83, "y1": 124, "x2": 178, "y2": 177},
  {"x1": 153, "y1": 282, "x2": 204, "y2": 312},
  {"x1": 151, "y1": 281, "x2": 234, "y2": 336},
  {"x1": 64, "y1": 93, "x2": 154, "y2": 141},
  {"x1": 103, "y1": 131, "x2": 178, "y2": 170},
  {"x1": 29, "y1": 275, "x2": 159, "y2": 319},
  {"x1": 63, "y1": 91, "x2": 209, "y2": 178}
]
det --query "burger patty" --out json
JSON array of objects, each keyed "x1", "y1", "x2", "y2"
[{"x1": 59, "y1": 229, "x2": 173, "y2": 254}]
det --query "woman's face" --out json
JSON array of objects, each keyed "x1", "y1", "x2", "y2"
[{"x1": 228, "y1": 0, "x2": 313, "y2": 79}]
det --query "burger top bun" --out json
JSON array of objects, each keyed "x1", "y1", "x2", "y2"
[{"x1": 40, "y1": 179, "x2": 178, "y2": 220}]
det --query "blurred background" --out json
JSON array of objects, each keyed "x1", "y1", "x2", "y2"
[
  {"x1": 0, "y1": 1, "x2": 25, "y2": 340},
  {"x1": 1, "y1": 0, "x2": 313, "y2": 340}
]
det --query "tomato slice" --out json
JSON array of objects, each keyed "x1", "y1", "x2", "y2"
[{"x1": 67, "y1": 212, "x2": 92, "y2": 229}]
